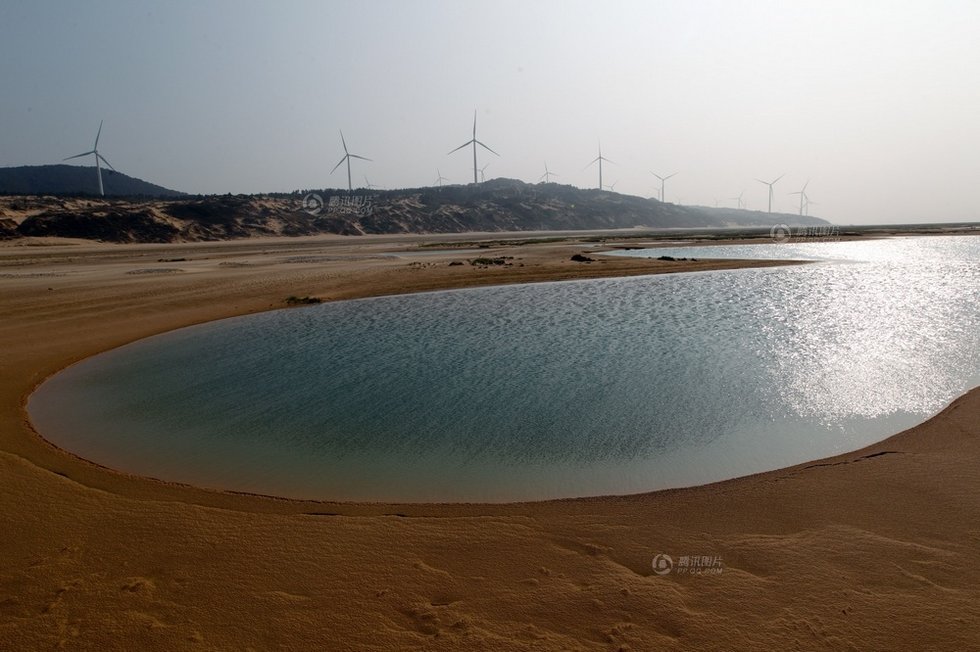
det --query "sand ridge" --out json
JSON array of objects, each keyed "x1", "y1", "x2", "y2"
[{"x1": 1, "y1": 233, "x2": 978, "y2": 650}]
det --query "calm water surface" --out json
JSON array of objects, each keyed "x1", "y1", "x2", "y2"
[{"x1": 29, "y1": 236, "x2": 980, "y2": 501}]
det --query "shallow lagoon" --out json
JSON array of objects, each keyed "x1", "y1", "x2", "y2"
[{"x1": 30, "y1": 236, "x2": 980, "y2": 501}]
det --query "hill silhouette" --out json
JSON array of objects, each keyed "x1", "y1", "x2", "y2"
[
  {"x1": 0, "y1": 165, "x2": 184, "y2": 197},
  {"x1": 0, "y1": 178, "x2": 829, "y2": 243}
]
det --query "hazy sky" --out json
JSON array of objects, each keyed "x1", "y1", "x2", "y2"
[{"x1": 2, "y1": 0, "x2": 979, "y2": 224}]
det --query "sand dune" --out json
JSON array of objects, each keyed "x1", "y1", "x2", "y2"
[{"x1": 1, "y1": 233, "x2": 978, "y2": 650}]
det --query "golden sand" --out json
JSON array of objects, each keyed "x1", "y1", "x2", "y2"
[{"x1": 1, "y1": 233, "x2": 978, "y2": 650}]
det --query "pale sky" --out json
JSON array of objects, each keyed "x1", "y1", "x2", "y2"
[{"x1": 2, "y1": 0, "x2": 979, "y2": 224}]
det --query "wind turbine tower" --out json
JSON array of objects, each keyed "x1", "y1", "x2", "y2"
[
  {"x1": 651, "y1": 171, "x2": 678, "y2": 203},
  {"x1": 586, "y1": 143, "x2": 613, "y2": 190},
  {"x1": 448, "y1": 110, "x2": 499, "y2": 184},
  {"x1": 539, "y1": 162, "x2": 559, "y2": 183},
  {"x1": 63, "y1": 120, "x2": 115, "y2": 197},
  {"x1": 755, "y1": 174, "x2": 785, "y2": 213},
  {"x1": 790, "y1": 180, "x2": 810, "y2": 216},
  {"x1": 331, "y1": 131, "x2": 371, "y2": 193}
]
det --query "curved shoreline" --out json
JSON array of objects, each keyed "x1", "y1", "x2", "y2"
[
  {"x1": 23, "y1": 257, "x2": 976, "y2": 507},
  {"x1": 3, "y1": 234, "x2": 980, "y2": 649}
]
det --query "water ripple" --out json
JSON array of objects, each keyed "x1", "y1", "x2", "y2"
[{"x1": 29, "y1": 236, "x2": 980, "y2": 501}]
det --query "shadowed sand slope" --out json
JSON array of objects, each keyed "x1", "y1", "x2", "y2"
[{"x1": 1, "y1": 234, "x2": 978, "y2": 650}]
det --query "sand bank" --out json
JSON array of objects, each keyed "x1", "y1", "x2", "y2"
[{"x1": 1, "y1": 234, "x2": 978, "y2": 650}]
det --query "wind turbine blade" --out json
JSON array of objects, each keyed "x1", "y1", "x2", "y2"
[
  {"x1": 773, "y1": 174, "x2": 785, "y2": 184},
  {"x1": 348, "y1": 154, "x2": 372, "y2": 161},
  {"x1": 802, "y1": 179, "x2": 810, "y2": 192},
  {"x1": 94, "y1": 120, "x2": 103, "y2": 149},
  {"x1": 754, "y1": 178, "x2": 769, "y2": 186},
  {"x1": 538, "y1": 172, "x2": 547, "y2": 181},
  {"x1": 472, "y1": 110, "x2": 477, "y2": 138},
  {"x1": 97, "y1": 153, "x2": 115, "y2": 171},
  {"x1": 330, "y1": 156, "x2": 347, "y2": 174},
  {"x1": 584, "y1": 157, "x2": 600, "y2": 170},
  {"x1": 474, "y1": 140, "x2": 499, "y2": 156},
  {"x1": 447, "y1": 141, "x2": 472, "y2": 155},
  {"x1": 651, "y1": 172, "x2": 664, "y2": 181},
  {"x1": 63, "y1": 151, "x2": 95, "y2": 161},
  {"x1": 340, "y1": 130, "x2": 348, "y2": 155},
  {"x1": 665, "y1": 172, "x2": 678, "y2": 180}
]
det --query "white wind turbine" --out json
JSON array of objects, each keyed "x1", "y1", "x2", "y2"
[
  {"x1": 363, "y1": 175, "x2": 380, "y2": 190},
  {"x1": 331, "y1": 131, "x2": 371, "y2": 193},
  {"x1": 434, "y1": 169, "x2": 450, "y2": 187},
  {"x1": 730, "y1": 191, "x2": 745, "y2": 209},
  {"x1": 755, "y1": 174, "x2": 785, "y2": 213},
  {"x1": 479, "y1": 162, "x2": 491, "y2": 183},
  {"x1": 586, "y1": 142, "x2": 613, "y2": 190},
  {"x1": 63, "y1": 120, "x2": 115, "y2": 197},
  {"x1": 448, "y1": 110, "x2": 499, "y2": 184},
  {"x1": 651, "y1": 171, "x2": 678, "y2": 203},
  {"x1": 789, "y1": 180, "x2": 810, "y2": 216},
  {"x1": 539, "y1": 161, "x2": 559, "y2": 183}
]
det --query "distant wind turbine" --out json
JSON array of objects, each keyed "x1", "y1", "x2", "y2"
[
  {"x1": 63, "y1": 120, "x2": 115, "y2": 197},
  {"x1": 331, "y1": 131, "x2": 371, "y2": 193},
  {"x1": 448, "y1": 110, "x2": 499, "y2": 184},
  {"x1": 789, "y1": 180, "x2": 810, "y2": 216},
  {"x1": 479, "y1": 162, "x2": 491, "y2": 183},
  {"x1": 434, "y1": 169, "x2": 450, "y2": 187},
  {"x1": 755, "y1": 174, "x2": 785, "y2": 213},
  {"x1": 586, "y1": 142, "x2": 613, "y2": 190},
  {"x1": 605, "y1": 180, "x2": 619, "y2": 192},
  {"x1": 363, "y1": 175, "x2": 380, "y2": 190},
  {"x1": 651, "y1": 171, "x2": 678, "y2": 203},
  {"x1": 730, "y1": 191, "x2": 745, "y2": 209},
  {"x1": 539, "y1": 162, "x2": 559, "y2": 183}
]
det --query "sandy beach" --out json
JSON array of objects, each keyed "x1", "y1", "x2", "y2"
[{"x1": 2, "y1": 233, "x2": 978, "y2": 650}]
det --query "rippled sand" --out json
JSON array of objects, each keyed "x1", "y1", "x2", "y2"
[{"x1": 2, "y1": 232, "x2": 979, "y2": 650}]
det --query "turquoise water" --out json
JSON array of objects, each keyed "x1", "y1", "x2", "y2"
[{"x1": 29, "y1": 236, "x2": 980, "y2": 502}]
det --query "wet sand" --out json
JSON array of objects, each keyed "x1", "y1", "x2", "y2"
[{"x1": 1, "y1": 233, "x2": 978, "y2": 650}]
